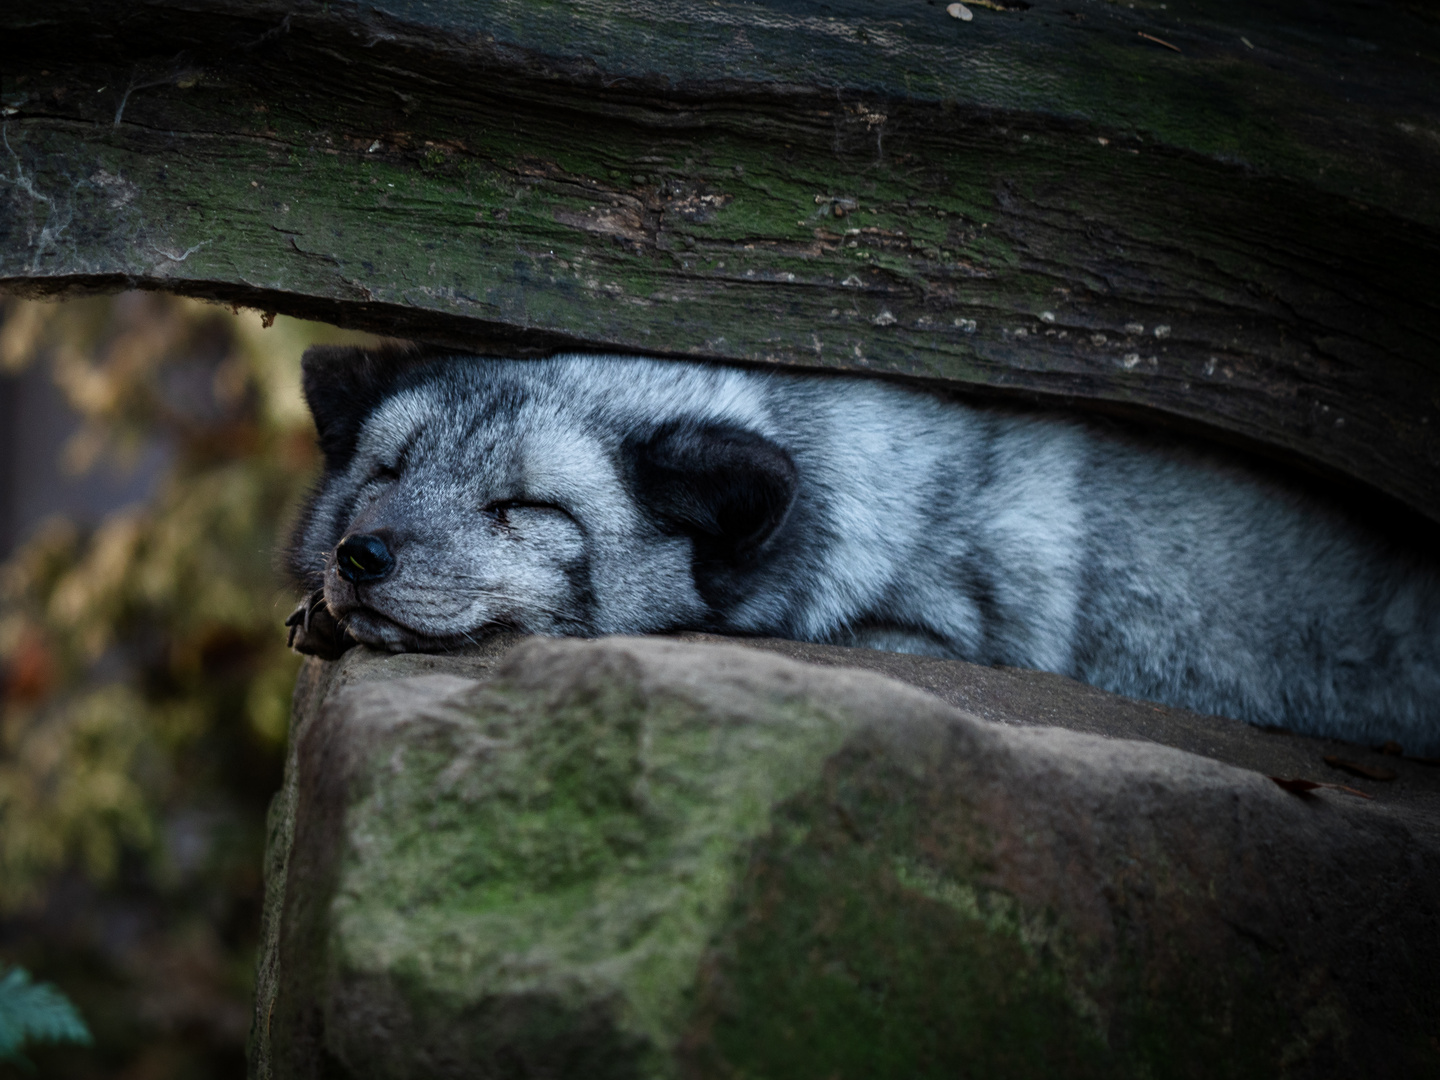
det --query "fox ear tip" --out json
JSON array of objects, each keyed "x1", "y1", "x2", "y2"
[{"x1": 300, "y1": 343, "x2": 445, "y2": 471}]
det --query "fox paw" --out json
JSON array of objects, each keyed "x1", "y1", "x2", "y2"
[{"x1": 284, "y1": 590, "x2": 355, "y2": 660}]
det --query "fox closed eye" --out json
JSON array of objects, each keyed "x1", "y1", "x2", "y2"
[{"x1": 482, "y1": 499, "x2": 571, "y2": 526}]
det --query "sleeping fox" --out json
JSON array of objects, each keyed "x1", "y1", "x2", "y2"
[{"x1": 285, "y1": 345, "x2": 1440, "y2": 753}]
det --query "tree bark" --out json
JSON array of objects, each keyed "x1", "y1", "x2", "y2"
[{"x1": 2, "y1": 0, "x2": 1438, "y2": 519}]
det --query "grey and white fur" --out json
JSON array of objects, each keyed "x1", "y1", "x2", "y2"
[{"x1": 286, "y1": 346, "x2": 1440, "y2": 753}]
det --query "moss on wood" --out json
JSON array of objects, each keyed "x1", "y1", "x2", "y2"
[{"x1": 2, "y1": 0, "x2": 1438, "y2": 520}]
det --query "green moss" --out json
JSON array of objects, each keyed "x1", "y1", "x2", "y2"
[
  {"x1": 681, "y1": 737, "x2": 1337, "y2": 1080},
  {"x1": 682, "y1": 741, "x2": 1111, "y2": 1079},
  {"x1": 327, "y1": 676, "x2": 860, "y2": 1074}
]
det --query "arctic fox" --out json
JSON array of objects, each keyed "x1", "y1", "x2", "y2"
[{"x1": 285, "y1": 345, "x2": 1440, "y2": 753}]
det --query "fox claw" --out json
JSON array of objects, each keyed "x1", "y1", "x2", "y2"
[{"x1": 284, "y1": 590, "x2": 354, "y2": 660}]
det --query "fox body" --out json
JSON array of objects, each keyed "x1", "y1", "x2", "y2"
[{"x1": 286, "y1": 346, "x2": 1440, "y2": 752}]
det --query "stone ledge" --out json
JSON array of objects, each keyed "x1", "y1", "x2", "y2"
[{"x1": 250, "y1": 635, "x2": 1440, "y2": 1079}]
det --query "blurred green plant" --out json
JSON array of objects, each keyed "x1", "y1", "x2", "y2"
[
  {"x1": 0, "y1": 966, "x2": 92, "y2": 1070},
  {"x1": 0, "y1": 293, "x2": 380, "y2": 1077}
]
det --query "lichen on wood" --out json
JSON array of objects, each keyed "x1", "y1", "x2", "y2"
[{"x1": 2, "y1": 0, "x2": 1438, "y2": 521}]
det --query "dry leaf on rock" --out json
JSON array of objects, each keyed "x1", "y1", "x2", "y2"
[
  {"x1": 1269, "y1": 776, "x2": 1374, "y2": 800},
  {"x1": 1323, "y1": 755, "x2": 1396, "y2": 782}
]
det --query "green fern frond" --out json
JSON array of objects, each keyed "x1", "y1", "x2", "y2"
[{"x1": 0, "y1": 966, "x2": 93, "y2": 1068}]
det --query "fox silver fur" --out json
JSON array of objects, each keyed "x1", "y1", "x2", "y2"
[{"x1": 286, "y1": 346, "x2": 1440, "y2": 753}]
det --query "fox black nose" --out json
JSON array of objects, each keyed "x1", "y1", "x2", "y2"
[{"x1": 335, "y1": 533, "x2": 395, "y2": 584}]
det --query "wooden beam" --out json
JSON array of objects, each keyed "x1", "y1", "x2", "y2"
[{"x1": 3, "y1": 0, "x2": 1438, "y2": 519}]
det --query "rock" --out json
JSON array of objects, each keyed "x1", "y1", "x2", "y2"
[
  {"x1": 250, "y1": 636, "x2": 1440, "y2": 1079},
  {"x1": 680, "y1": 634, "x2": 1440, "y2": 819}
]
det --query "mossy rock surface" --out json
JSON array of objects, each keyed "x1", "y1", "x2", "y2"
[{"x1": 251, "y1": 636, "x2": 1440, "y2": 1079}]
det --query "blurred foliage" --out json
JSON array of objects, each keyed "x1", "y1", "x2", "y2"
[
  {"x1": 0, "y1": 965, "x2": 93, "y2": 1068},
  {"x1": 0, "y1": 293, "x2": 380, "y2": 1078}
]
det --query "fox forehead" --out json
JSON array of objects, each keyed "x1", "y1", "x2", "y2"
[{"x1": 351, "y1": 381, "x2": 631, "y2": 512}]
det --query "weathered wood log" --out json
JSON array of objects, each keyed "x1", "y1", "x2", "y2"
[{"x1": 2, "y1": 0, "x2": 1438, "y2": 521}]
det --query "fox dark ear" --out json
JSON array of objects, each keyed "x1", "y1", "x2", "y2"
[
  {"x1": 629, "y1": 421, "x2": 798, "y2": 564},
  {"x1": 301, "y1": 344, "x2": 439, "y2": 470}
]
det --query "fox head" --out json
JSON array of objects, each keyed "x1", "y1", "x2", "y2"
[{"x1": 285, "y1": 347, "x2": 797, "y2": 656}]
